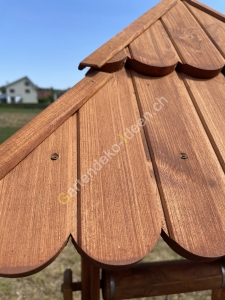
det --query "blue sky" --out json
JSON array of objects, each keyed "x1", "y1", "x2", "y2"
[{"x1": 1, "y1": 0, "x2": 224, "y2": 89}]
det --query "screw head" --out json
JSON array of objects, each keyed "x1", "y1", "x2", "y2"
[
  {"x1": 180, "y1": 153, "x2": 188, "y2": 159},
  {"x1": 51, "y1": 153, "x2": 59, "y2": 160}
]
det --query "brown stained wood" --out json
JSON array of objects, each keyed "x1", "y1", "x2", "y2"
[
  {"x1": 0, "y1": 71, "x2": 112, "y2": 181},
  {"x1": 81, "y1": 258, "x2": 100, "y2": 300},
  {"x1": 131, "y1": 70, "x2": 225, "y2": 260},
  {"x1": 0, "y1": 114, "x2": 77, "y2": 276},
  {"x1": 90, "y1": 263, "x2": 100, "y2": 300},
  {"x1": 82, "y1": 49, "x2": 129, "y2": 73},
  {"x1": 73, "y1": 69, "x2": 161, "y2": 267},
  {"x1": 212, "y1": 288, "x2": 225, "y2": 300},
  {"x1": 102, "y1": 260, "x2": 223, "y2": 299},
  {"x1": 161, "y1": 2, "x2": 224, "y2": 78},
  {"x1": 62, "y1": 269, "x2": 73, "y2": 300},
  {"x1": 183, "y1": 0, "x2": 225, "y2": 23},
  {"x1": 183, "y1": 74, "x2": 225, "y2": 173},
  {"x1": 78, "y1": 0, "x2": 177, "y2": 70},
  {"x1": 185, "y1": 3, "x2": 225, "y2": 58},
  {"x1": 128, "y1": 20, "x2": 180, "y2": 76},
  {"x1": 82, "y1": 257, "x2": 91, "y2": 300}
]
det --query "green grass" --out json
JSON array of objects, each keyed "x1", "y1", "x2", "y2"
[
  {"x1": 0, "y1": 107, "x2": 44, "y2": 114},
  {"x1": 0, "y1": 127, "x2": 21, "y2": 144}
]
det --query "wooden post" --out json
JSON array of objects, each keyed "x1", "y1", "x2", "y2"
[
  {"x1": 211, "y1": 288, "x2": 225, "y2": 300},
  {"x1": 62, "y1": 269, "x2": 73, "y2": 300},
  {"x1": 82, "y1": 257, "x2": 100, "y2": 300},
  {"x1": 90, "y1": 263, "x2": 100, "y2": 300}
]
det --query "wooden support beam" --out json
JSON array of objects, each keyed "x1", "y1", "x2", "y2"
[
  {"x1": 82, "y1": 257, "x2": 91, "y2": 300},
  {"x1": 82, "y1": 257, "x2": 100, "y2": 300},
  {"x1": 212, "y1": 288, "x2": 225, "y2": 300},
  {"x1": 90, "y1": 263, "x2": 100, "y2": 300},
  {"x1": 183, "y1": 0, "x2": 225, "y2": 22},
  {"x1": 62, "y1": 269, "x2": 73, "y2": 300},
  {"x1": 102, "y1": 260, "x2": 224, "y2": 300}
]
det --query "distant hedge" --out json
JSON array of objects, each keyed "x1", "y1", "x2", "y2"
[{"x1": 0, "y1": 103, "x2": 50, "y2": 109}]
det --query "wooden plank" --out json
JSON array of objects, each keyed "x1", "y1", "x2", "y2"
[
  {"x1": 132, "y1": 70, "x2": 225, "y2": 260},
  {"x1": 78, "y1": 0, "x2": 177, "y2": 70},
  {"x1": 0, "y1": 71, "x2": 112, "y2": 181},
  {"x1": 103, "y1": 260, "x2": 222, "y2": 299},
  {"x1": 81, "y1": 48, "x2": 129, "y2": 73},
  {"x1": 128, "y1": 20, "x2": 180, "y2": 76},
  {"x1": 162, "y1": 2, "x2": 224, "y2": 78},
  {"x1": 73, "y1": 69, "x2": 162, "y2": 267},
  {"x1": 183, "y1": 0, "x2": 225, "y2": 23},
  {"x1": 183, "y1": 73, "x2": 225, "y2": 172},
  {"x1": 185, "y1": 2, "x2": 225, "y2": 57},
  {"x1": 0, "y1": 114, "x2": 77, "y2": 276}
]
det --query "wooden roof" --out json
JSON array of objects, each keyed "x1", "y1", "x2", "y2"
[{"x1": 0, "y1": 0, "x2": 225, "y2": 277}]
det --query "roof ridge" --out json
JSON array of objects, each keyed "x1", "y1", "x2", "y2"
[
  {"x1": 0, "y1": 72, "x2": 112, "y2": 180},
  {"x1": 182, "y1": 0, "x2": 225, "y2": 22},
  {"x1": 78, "y1": 0, "x2": 177, "y2": 70},
  {"x1": 5, "y1": 76, "x2": 36, "y2": 88}
]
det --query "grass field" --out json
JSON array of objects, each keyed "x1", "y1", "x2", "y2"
[
  {"x1": 0, "y1": 128, "x2": 21, "y2": 144},
  {"x1": 0, "y1": 106, "x2": 212, "y2": 299},
  {"x1": 0, "y1": 107, "x2": 44, "y2": 114},
  {"x1": 0, "y1": 106, "x2": 44, "y2": 144}
]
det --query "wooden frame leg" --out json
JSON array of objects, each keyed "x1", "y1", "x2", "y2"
[
  {"x1": 82, "y1": 257, "x2": 100, "y2": 300},
  {"x1": 62, "y1": 269, "x2": 73, "y2": 300},
  {"x1": 212, "y1": 288, "x2": 225, "y2": 300}
]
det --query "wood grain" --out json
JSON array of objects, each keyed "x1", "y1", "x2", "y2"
[
  {"x1": 128, "y1": 20, "x2": 180, "y2": 76},
  {"x1": 185, "y1": 2, "x2": 225, "y2": 58},
  {"x1": 0, "y1": 71, "x2": 112, "y2": 181},
  {"x1": 0, "y1": 114, "x2": 77, "y2": 276},
  {"x1": 103, "y1": 260, "x2": 223, "y2": 299},
  {"x1": 81, "y1": 48, "x2": 129, "y2": 73},
  {"x1": 183, "y1": 0, "x2": 225, "y2": 23},
  {"x1": 162, "y1": 2, "x2": 224, "y2": 78},
  {"x1": 132, "y1": 70, "x2": 225, "y2": 260},
  {"x1": 78, "y1": 0, "x2": 177, "y2": 70},
  {"x1": 183, "y1": 73, "x2": 225, "y2": 173},
  {"x1": 73, "y1": 69, "x2": 162, "y2": 267}
]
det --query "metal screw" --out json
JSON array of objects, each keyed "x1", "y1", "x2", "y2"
[
  {"x1": 51, "y1": 153, "x2": 59, "y2": 160},
  {"x1": 180, "y1": 153, "x2": 188, "y2": 159}
]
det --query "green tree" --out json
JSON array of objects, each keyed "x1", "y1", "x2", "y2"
[{"x1": 0, "y1": 86, "x2": 6, "y2": 94}]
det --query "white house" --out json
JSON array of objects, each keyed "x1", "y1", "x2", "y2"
[{"x1": 4, "y1": 77, "x2": 38, "y2": 104}]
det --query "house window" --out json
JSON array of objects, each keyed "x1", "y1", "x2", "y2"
[
  {"x1": 25, "y1": 89, "x2": 30, "y2": 93},
  {"x1": 10, "y1": 89, "x2": 15, "y2": 93},
  {"x1": 25, "y1": 81, "x2": 29, "y2": 86}
]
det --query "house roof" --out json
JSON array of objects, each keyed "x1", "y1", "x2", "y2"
[
  {"x1": 0, "y1": 0, "x2": 225, "y2": 276},
  {"x1": 5, "y1": 76, "x2": 37, "y2": 89}
]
